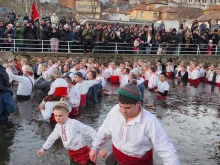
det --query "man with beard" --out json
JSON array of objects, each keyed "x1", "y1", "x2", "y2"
[{"x1": 37, "y1": 18, "x2": 50, "y2": 52}]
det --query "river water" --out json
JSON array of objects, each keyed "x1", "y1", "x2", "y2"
[{"x1": 0, "y1": 80, "x2": 219, "y2": 165}]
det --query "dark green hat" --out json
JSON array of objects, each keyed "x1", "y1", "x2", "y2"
[{"x1": 118, "y1": 82, "x2": 142, "y2": 101}]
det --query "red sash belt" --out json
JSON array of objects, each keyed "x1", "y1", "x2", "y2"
[
  {"x1": 199, "y1": 77, "x2": 205, "y2": 82},
  {"x1": 50, "y1": 113, "x2": 56, "y2": 123},
  {"x1": 149, "y1": 86, "x2": 157, "y2": 91},
  {"x1": 111, "y1": 75, "x2": 119, "y2": 83},
  {"x1": 157, "y1": 94, "x2": 167, "y2": 100},
  {"x1": 207, "y1": 80, "x2": 213, "y2": 84},
  {"x1": 54, "y1": 87, "x2": 68, "y2": 96},
  {"x1": 216, "y1": 82, "x2": 220, "y2": 87},
  {"x1": 190, "y1": 78, "x2": 200, "y2": 84},
  {"x1": 112, "y1": 145, "x2": 153, "y2": 165},
  {"x1": 69, "y1": 107, "x2": 79, "y2": 117},
  {"x1": 144, "y1": 80, "x2": 149, "y2": 87},
  {"x1": 80, "y1": 94, "x2": 87, "y2": 106},
  {"x1": 68, "y1": 146, "x2": 95, "y2": 165},
  {"x1": 166, "y1": 72, "x2": 173, "y2": 77},
  {"x1": 45, "y1": 87, "x2": 68, "y2": 102}
]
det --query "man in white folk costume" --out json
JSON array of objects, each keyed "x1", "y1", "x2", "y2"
[
  {"x1": 39, "y1": 69, "x2": 68, "y2": 122},
  {"x1": 120, "y1": 68, "x2": 130, "y2": 87},
  {"x1": 189, "y1": 63, "x2": 200, "y2": 87},
  {"x1": 215, "y1": 67, "x2": 220, "y2": 87},
  {"x1": 148, "y1": 66, "x2": 160, "y2": 91},
  {"x1": 89, "y1": 83, "x2": 180, "y2": 165},
  {"x1": 206, "y1": 64, "x2": 215, "y2": 84},
  {"x1": 7, "y1": 66, "x2": 35, "y2": 101},
  {"x1": 63, "y1": 76, "x2": 81, "y2": 117}
]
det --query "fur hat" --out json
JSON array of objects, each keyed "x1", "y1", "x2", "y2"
[
  {"x1": 53, "y1": 101, "x2": 69, "y2": 112},
  {"x1": 52, "y1": 69, "x2": 62, "y2": 78}
]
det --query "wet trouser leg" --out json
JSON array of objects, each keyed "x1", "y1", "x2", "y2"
[
  {"x1": 70, "y1": 159, "x2": 92, "y2": 165},
  {"x1": 105, "y1": 153, "x2": 118, "y2": 165}
]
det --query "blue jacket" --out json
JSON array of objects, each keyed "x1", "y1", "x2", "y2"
[
  {"x1": 86, "y1": 83, "x2": 102, "y2": 105},
  {"x1": 0, "y1": 91, "x2": 15, "y2": 121}
]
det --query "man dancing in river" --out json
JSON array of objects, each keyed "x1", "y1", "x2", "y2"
[{"x1": 89, "y1": 82, "x2": 180, "y2": 165}]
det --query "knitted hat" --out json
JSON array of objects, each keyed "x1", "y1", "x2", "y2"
[
  {"x1": 53, "y1": 101, "x2": 69, "y2": 112},
  {"x1": 52, "y1": 69, "x2": 62, "y2": 78},
  {"x1": 118, "y1": 82, "x2": 142, "y2": 101}
]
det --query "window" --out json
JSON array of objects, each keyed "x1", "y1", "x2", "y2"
[
  {"x1": 153, "y1": 13, "x2": 158, "y2": 18},
  {"x1": 140, "y1": 11, "x2": 144, "y2": 17}
]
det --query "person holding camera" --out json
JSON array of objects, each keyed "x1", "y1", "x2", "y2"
[
  {"x1": 3, "y1": 23, "x2": 17, "y2": 51},
  {"x1": 82, "y1": 24, "x2": 95, "y2": 55},
  {"x1": 23, "y1": 20, "x2": 37, "y2": 51}
]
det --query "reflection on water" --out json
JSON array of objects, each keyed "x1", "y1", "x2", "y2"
[{"x1": 0, "y1": 80, "x2": 219, "y2": 165}]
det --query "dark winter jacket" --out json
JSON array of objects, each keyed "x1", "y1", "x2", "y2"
[
  {"x1": 60, "y1": 29, "x2": 71, "y2": 42},
  {"x1": 86, "y1": 83, "x2": 102, "y2": 105},
  {"x1": 0, "y1": 91, "x2": 14, "y2": 121}
]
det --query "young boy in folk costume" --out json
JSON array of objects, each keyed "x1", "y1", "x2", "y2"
[
  {"x1": 166, "y1": 59, "x2": 174, "y2": 78},
  {"x1": 38, "y1": 101, "x2": 106, "y2": 165},
  {"x1": 148, "y1": 66, "x2": 160, "y2": 91},
  {"x1": 155, "y1": 72, "x2": 170, "y2": 100},
  {"x1": 89, "y1": 83, "x2": 180, "y2": 165},
  {"x1": 189, "y1": 63, "x2": 200, "y2": 87}
]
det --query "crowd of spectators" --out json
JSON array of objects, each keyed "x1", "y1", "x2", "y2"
[{"x1": 0, "y1": 10, "x2": 220, "y2": 55}]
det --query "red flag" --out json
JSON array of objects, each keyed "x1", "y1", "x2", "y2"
[{"x1": 31, "y1": 2, "x2": 39, "y2": 22}]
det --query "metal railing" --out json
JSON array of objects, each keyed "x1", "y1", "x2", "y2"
[{"x1": 0, "y1": 38, "x2": 219, "y2": 55}]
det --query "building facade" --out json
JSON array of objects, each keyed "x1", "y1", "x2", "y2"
[{"x1": 58, "y1": 0, "x2": 76, "y2": 9}]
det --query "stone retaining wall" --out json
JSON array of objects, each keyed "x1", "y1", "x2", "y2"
[{"x1": 1, "y1": 52, "x2": 220, "y2": 66}]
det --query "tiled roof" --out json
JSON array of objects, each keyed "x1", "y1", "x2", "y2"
[
  {"x1": 146, "y1": 0, "x2": 168, "y2": 4},
  {"x1": 128, "y1": 5, "x2": 154, "y2": 12},
  {"x1": 102, "y1": 8, "x2": 128, "y2": 14},
  {"x1": 204, "y1": 5, "x2": 220, "y2": 11},
  {"x1": 197, "y1": 10, "x2": 220, "y2": 21},
  {"x1": 155, "y1": 6, "x2": 177, "y2": 13}
]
